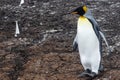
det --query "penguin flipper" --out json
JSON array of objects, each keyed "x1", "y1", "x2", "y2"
[
  {"x1": 73, "y1": 35, "x2": 78, "y2": 51},
  {"x1": 99, "y1": 31, "x2": 111, "y2": 55},
  {"x1": 84, "y1": 11, "x2": 111, "y2": 55}
]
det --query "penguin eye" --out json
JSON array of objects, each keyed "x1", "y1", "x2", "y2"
[{"x1": 83, "y1": 5, "x2": 87, "y2": 12}]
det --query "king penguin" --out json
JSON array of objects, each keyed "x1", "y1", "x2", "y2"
[{"x1": 71, "y1": 5, "x2": 110, "y2": 78}]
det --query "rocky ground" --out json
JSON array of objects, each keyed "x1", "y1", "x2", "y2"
[{"x1": 0, "y1": 0, "x2": 120, "y2": 80}]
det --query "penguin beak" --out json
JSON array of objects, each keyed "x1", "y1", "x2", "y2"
[
  {"x1": 71, "y1": 11, "x2": 78, "y2": 14},
  {"x1": 70, "y1": 8, "x2": 78, "y2": 14}
]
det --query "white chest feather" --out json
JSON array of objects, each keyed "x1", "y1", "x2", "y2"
[
  {"x1": 76, "y1": 16, "x2": 101, "y2": 74},
  {"x1": 77, "y1": 17, "x2": 94, "y2": 37},
  {"x1": 77, "y1": 16, "x2": 99, "y2": 54}
]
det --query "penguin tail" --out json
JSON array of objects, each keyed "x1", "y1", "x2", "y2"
[{"x1": 73, "y1": 35, "x2": 78, "y2": 51}]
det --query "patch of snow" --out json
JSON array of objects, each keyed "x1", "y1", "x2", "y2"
[
  {"x1": 19, "y1": 0, "x2": 24, "y2": 6},
  {"x1": 43, "y1": 2, "x2": 50, "y2": 8},
  {"x1": 40, "y1": 22, "x2": 43, "y2": 25},
  {"x1": 110, "y1": 2, "x2": 120, "y2": 8},
  {"x1": 50, "y1": 11, "x2": 57, "y2": 15},
  {"x1": 112, "y1": 12, "x2": 115, "y2": 15},
  {"x1": 32, "y1": 5, "x2": 36, "y2": 8},
  {"x1": 102, "y1": 29, "x2": 114, "y2": 32},
  {"x1": 46, "y1": 29, "x2": 62, "y2": 33},
  {"x1": 96, "y1": 19, "x2": 101, "y2": 22},
  {"x1": 46, "y1": 29, "x2": 58, "y2": 33}
]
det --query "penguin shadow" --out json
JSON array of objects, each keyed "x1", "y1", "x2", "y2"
[{"x1": 77, "y1": 75, "x2": 95, "y2": 80}]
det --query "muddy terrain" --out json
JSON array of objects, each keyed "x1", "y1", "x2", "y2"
[{"x1": 0, "y1": 0, "x2": 120, "y2": 80}]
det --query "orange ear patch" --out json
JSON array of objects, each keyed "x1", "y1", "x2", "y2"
[{"x1": 83, "y1": 5, "x2": 88, "y2": 13}]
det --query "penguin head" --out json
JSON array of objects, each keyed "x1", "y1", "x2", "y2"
[{"x1": 71, "y1": 5, "x2": 88, "y2": 16}]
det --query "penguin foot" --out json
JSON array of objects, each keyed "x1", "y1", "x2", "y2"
[
  {"x1": 86, "y1": 72, "x2": 97, "y2": 78},
  {"x1": 79, "y1": 69, "x2": 91, "y2": 77}
]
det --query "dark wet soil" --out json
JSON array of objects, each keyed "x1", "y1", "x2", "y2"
[{"x1": 0, "y1": 0, "x2": 120, "y2": 80}]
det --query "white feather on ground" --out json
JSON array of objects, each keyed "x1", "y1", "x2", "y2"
[
  {"x1": 19, "y1": 0, "x2": 24, "y2": 6},
  {"x1": 15, "y1": 21, "x2": 20, "y2": 37}
]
